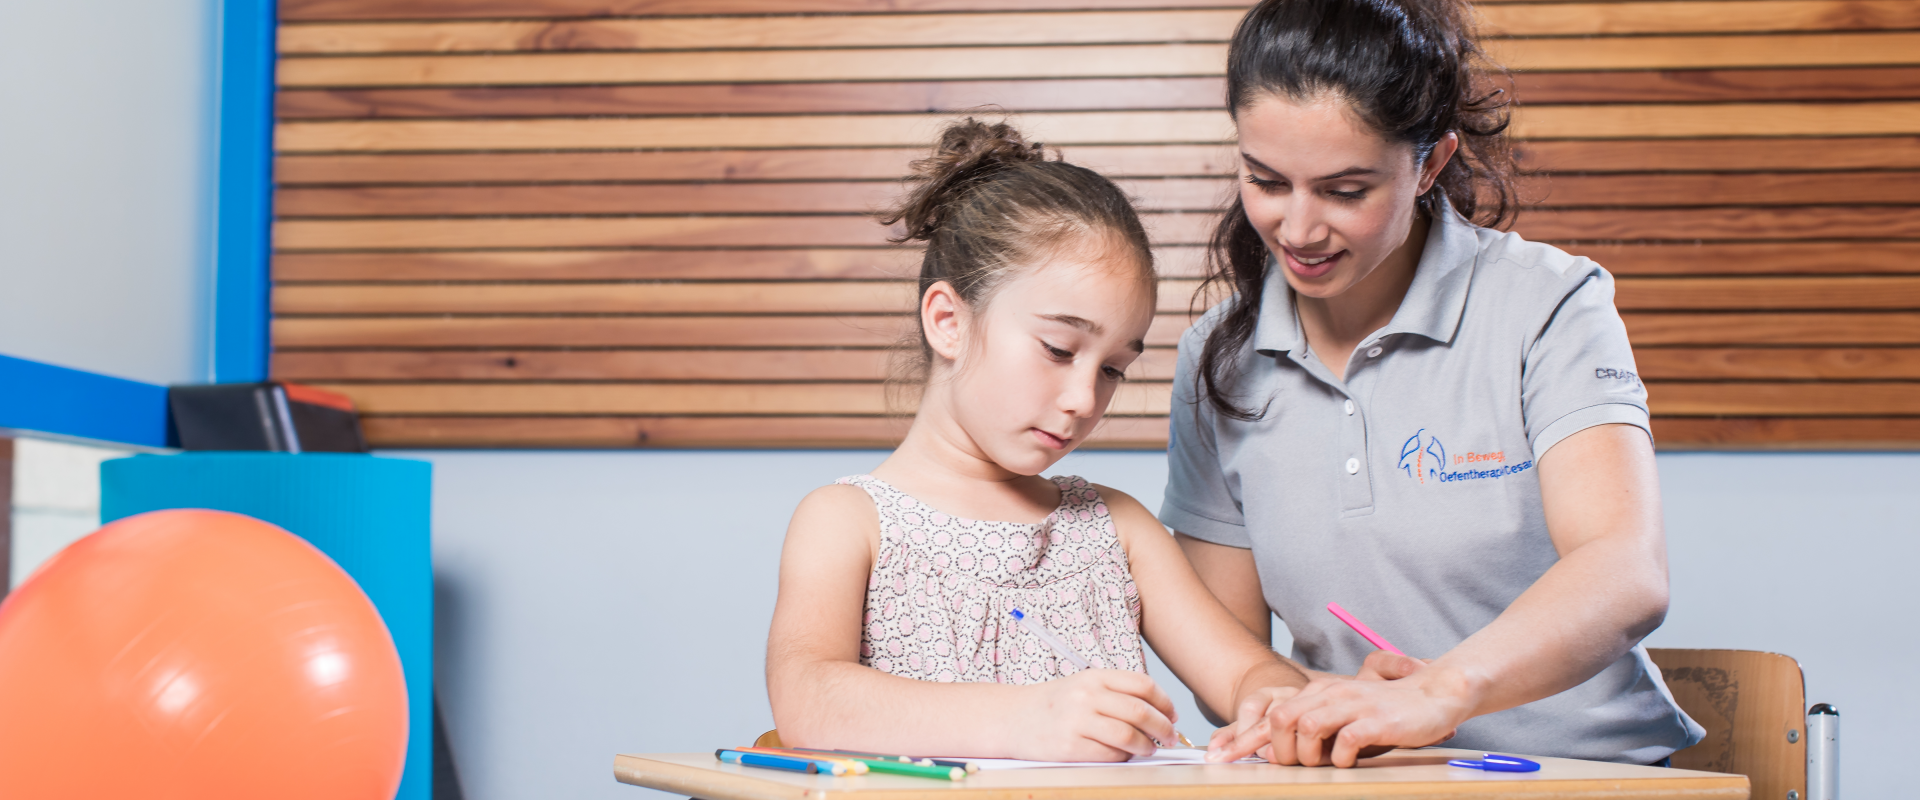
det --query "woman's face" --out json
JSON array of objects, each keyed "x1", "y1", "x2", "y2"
[
  {"x1": 1234, "y1": 93, "x2": 1453, "y2": 301},
  {"x1": 927, "y1": 235, "x2": 1156, "y2": 477}
]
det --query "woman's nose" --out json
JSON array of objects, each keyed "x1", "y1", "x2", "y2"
[{"x1": 1277, "y1": 196, "x2": 1332, "y2": 249}]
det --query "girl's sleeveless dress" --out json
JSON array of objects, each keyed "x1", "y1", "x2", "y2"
[{"x1": 836, "y1": 474, "x2": 1148, "y2": 684}]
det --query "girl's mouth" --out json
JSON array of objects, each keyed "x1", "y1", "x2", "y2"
[
  {"x1": 1283, "y1": 247, "x2": 1344, "y2": 278},
  {"x1": 1030, "y1": 428, "x2": 1071, "y2": 450}
]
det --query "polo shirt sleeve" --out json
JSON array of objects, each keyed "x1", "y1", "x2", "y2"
[
  {"x1": 1158, "y1": 328, "x2": 1254, "y2": 548},
  {"x1": 1523, "y1": 265, "x2": 1653, "y2": 459}
]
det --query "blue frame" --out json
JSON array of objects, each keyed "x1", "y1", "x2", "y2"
[
  {"x1": 0, "y1": 355, "x2": 170, "y2": 448},
  {"x1": 210, "y1": 0, "x2": 276, "y2": 383}
]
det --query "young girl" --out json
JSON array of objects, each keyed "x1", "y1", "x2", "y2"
[{"x1": 764, "y1": 119, "x2": 1309, "y2": 762}]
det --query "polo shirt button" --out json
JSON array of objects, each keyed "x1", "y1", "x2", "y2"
[
  {"x1": 1343, "y1": 400, "x2": 1355, "y2": 415},
  {"x1": 1366, "y1": 346, "x2": 1384, "y2": 358},
  {"x1": 1345, "y1": 457, "x2": 1359, "y2": 475}
]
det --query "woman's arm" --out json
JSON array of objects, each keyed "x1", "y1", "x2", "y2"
[
  {"x1": 766, "y1": 484, "x2": 1181, "y2": 761},
  {"x1": 1213, "y1": 423, "x2": 1671, "y2": 766},
  {"x1": 1102, "y1": 489, "x2": 1311, "y2": 728}
]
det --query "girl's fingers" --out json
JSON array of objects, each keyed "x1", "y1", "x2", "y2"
[
  {"x1": 1094, "y1": 692, "x2": 1174, "y2": 754},
  {"x1": 1086, "y1": 711, "x2": 1158, "y2": 758},
  {"x1": 1103, "y1": 671, "x2": 1180, "y2": 727}
]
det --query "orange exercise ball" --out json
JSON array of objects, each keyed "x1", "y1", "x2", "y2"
[{"x1": 0, "y1": 509, "x2": 408, "y2": 800}]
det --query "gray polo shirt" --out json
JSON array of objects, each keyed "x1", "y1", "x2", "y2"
[{"x1": 1159, "y1": 203, "x2": 1704, "y2": 764}]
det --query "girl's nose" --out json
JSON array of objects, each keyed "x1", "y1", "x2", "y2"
[{"x1": 1058, "y1": 368, "x2": 1100, "y2": 419}]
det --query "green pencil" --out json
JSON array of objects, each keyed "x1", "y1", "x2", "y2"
[{"x1": 851, "y1": 758, "x2": 967, "y2": 781}]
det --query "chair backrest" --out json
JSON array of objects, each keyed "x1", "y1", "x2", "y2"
[
  {"x1": 753, "y1": 729, "x2": 784, "y2": 749},
  {"x1": 1649, "y1": 648, "x2": 1806, "y2": 800}
]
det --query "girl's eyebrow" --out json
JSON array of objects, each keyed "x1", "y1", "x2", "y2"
[
  {"x1": 1241, "y1": 152, "x2": 1378, "y2": 183},
  {"x1": 1039, "y1": 314, "x2": 1145, "y2": 353}
]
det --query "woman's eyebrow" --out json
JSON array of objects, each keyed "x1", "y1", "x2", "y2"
[{"x1": 1240, "y1": 153, "x2": 1378, "y2": 183}]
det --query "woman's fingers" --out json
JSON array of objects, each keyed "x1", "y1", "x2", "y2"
[{"x1": 1355, "y1": 650, "x2": 1427, "y2": 681}]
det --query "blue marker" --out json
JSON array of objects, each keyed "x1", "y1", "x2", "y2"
[{"x1": 1448, "y1": 754, "x2": 1541, "y2": 773}]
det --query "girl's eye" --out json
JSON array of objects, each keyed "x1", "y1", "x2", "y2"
[
  {"x1": 1043, "y1": 342, "x2": 1072, "y2": 360},
  {"x1": 1101, "y1": 365, "x2": 1128, "y2": 381}
]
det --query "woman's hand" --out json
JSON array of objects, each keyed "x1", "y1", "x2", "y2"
[
  {"x1": 1009, "y1": 669, "x2": 1181, "y2": 762},
  {"x1": 1213, "y1": 664, "x2": 1473, "y2": 767}
]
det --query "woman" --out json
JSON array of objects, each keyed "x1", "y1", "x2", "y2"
[{"x1": 1168, "y1": 0, "x2": 1704, "y2": 768}]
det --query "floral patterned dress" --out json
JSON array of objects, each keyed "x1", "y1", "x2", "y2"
[{"x1": 837, "y1": 474, "x2": 1148, "y2": 684}]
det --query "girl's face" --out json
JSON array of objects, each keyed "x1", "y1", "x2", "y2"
[
  {"x1": 1234, "y1": 93, "x2": 1454, "y2": 301},
  {"x1": 927, "y1": 236, "x2": 1156, "y2": 477}
]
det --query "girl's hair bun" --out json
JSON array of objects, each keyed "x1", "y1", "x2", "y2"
[{"x1": 888, "y1": 118, "x2": 1051, "y2": 243}]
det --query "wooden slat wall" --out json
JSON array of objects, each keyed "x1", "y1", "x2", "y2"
[{"x1": 273, "y1": 0, "x2": 1920, "y2": 450}]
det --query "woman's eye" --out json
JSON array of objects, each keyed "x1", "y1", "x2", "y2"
[
  {"x1": 1243, "y1": 174, "x2": 1286, "y2": 193},
  {"x1": 1328, "y1": 188, "x2": 1368, "y2": 201}
]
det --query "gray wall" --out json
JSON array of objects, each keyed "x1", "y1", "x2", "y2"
[
  {"x1": 414, "y1": 449, "x2": 1917, "y2": 800},
  {"x1": 0, "y1": 0, "x2": 216, "y2": 384}
]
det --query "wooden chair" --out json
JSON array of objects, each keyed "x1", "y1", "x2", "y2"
[
  {"x1": 1649, "y1": 649, "x2": 1816, "y2": 800},
  {"x1": 752, "y1": 730, "x2": 784, "y2": 749}
]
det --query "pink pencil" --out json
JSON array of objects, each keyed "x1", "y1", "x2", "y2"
[{"x1": 1327, "y1": 602, "x2": 1406, "y2": 656}]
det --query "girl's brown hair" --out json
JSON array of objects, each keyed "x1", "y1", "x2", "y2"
[
  {"x1": 880, "y1": 118, "x2": 1157, "y2": 382},
  {"x1": 1196, "y1": 0, "x2": 1518, "y2": 420}
]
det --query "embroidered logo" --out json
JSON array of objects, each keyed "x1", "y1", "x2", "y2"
[{"x1": 1398, "y1": 428, "x2": 1534, "y2": 485}]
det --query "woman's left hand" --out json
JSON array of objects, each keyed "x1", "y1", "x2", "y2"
[{"x1": 1209, "y1": 663, "x2": 1473, "y2": 767}]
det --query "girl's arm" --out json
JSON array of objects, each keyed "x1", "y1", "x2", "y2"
[
  {"x1": 766, "y1": 484, "x2": 1182, "y2": 761},
  {"x1": 1099, "y1": 488, "x2": 1312, "y2": 728},
  {"x1": 1214, "y1": 424, "x2": 1671, "y2": 766}
]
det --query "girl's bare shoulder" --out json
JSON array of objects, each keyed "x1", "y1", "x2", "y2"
[
  {"x1": 786, "y1": 482, "x2": 882, "y2": 547},
  {"x1": 1089, "y1": 484, "x2": 1169, "y2": 553}
]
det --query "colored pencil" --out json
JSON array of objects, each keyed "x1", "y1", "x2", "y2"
[
  {"x1": 738, "y1": 747, "x2": 869, "y2": 774},
  {"x1": 1327, "y1": 601, "x2": 1406, "y2": 656},
  {"x1": 715, "y1": 749, "x2": 820, "y2": 774},
  {"x1": 808, "y1": 748, "x2": 979, "y2": 773}
]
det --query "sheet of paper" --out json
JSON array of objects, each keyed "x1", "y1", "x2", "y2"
[{"x1": 944, "y1": 748, "x2": 1262, "y2": 770}]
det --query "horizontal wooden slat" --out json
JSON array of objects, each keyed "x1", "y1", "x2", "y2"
[
  {"x1": 275, "y1": 172, "x2": 1918, "y2": 218},
  {"x1": 1615, "y1": 277, "x2": 1920, "y2": 310},
  {"x1": 275, "y1": 104, "x2": 1920, "y2": 152},
  {"x1": 272, "y1": 313, "x2": 1193, "y2": 348},
  {"x1": 275, "y1": 44, "x2": 1233, "y2": 88},
  {"x1": 275, "y1": 77, "x2": 1230, "y2": 119},
  {"x1": 1648, "y1": 381, "x2": 1920, "y2": 415},
  {"x1": 275, "y1": 2, "x2": 1920, "y2": 53},
  {"x1": 1636, "y1": 347, "x2": 1920, "y2": 380},
  {"x1": 1512, "y1": 67, "x2": 1920, "y2": 105},
  {"x1": 278, "y1": 10, "x2": 1246, "y2": 54},
  {"x1": 1517, "y1": 137, "x2": 1920, "y2": 173},
  {"x1": 273, "y1": 348, "x2": 1180, "y2": 382},
  {"x1": 309, "y1": 380, "x2": 1174, "y2": 415},
  {"x1": 1514, "y1": 207, "x2": 1920, "y2": 242},
  {"x1": 1570, "y1": 242, "x2": 1920, "y2": 276},
  {"x1": 1622, "y1": 312, "x2": 1920, "y2": 345},
  {"x1": 273, "y1": 212, "x2": 1218, "y2": 250},
  {"x1": 271, "y1": 246, "x2": 1214, "y2": 282},
  {"x1": 275, "y1": 69, "x2": 1920, "y2": 121},
  {"x1": 1650, "y1": 417, "x2": 1920, "y2": 449},
  {"x1": 274, "y1": 178, "x2": 1236, "y2": 217},
  {"x1": 1480, "y1": 0, "x2": 1920, "y2": 36},
  {"x1": 355, "y1": 414, "x2": 1172, "y2": 449},
  {"x1": 274, "y1": 33, "x2": 1920, "y2": 88},
  {"x1": 273, "y1": 280, "x2": 1206, "y2": 314},
  {"x1": 274, "y1": 146, "x2": 1237, "y2": 185},
  {"x1": 279, "y1": 0, "x2": 1253, "y2": 23}
]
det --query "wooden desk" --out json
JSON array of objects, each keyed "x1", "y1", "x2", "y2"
[{"x1": 613, "y1": 749, "x2": 1748, "y2": 800}]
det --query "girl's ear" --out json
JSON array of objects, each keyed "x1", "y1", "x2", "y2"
[
  {"x1": 922, "y1": 280, "x2": 968, "y2": 363},
  {"x1": 1416, "y1": 131, "x2": 1459, "y2": 195}
]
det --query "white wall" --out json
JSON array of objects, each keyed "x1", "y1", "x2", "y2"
[
  {"x1": 7, "y1": 438, "x2": 134, "y2": 587},
  {"x1": 412, "y1": 449, "x2": 1918, "y2": 800},
  {"x1": 0, "y1": 0, "x2": 217, "y2": 385}
]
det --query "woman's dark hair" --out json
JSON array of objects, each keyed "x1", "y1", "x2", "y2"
[
  {"x1": 1196, "y1": 0, "x2": 1517, "y2": 420},
  {"x1": 879, "y1": 118, "x2": 1156, "y2": 384}
]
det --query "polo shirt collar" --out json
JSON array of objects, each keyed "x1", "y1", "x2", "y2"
[{"x1": 1248, "y1": 199, "x2": 1480, "y2": 356}]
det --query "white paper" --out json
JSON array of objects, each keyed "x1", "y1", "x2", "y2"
[{"x1": 944, "y1": 748, "x2": 1261, "y2": 770}]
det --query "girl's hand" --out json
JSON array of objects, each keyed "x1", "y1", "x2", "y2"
[{"x1": 1011, "y1": 669, "x2": 1181, "y2": 762}]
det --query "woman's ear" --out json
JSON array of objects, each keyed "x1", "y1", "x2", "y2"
[
  {"x1": 1417, "y1": 131, "x2": 1460, "y2": 195},
  {"x1": 922, "y1": 280, "x2": 968, "y2": 363}
]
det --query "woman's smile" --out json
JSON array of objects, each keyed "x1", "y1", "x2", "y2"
[{"x1": 1282, "y1": 245, "x2": 1345, "y2": 279}]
